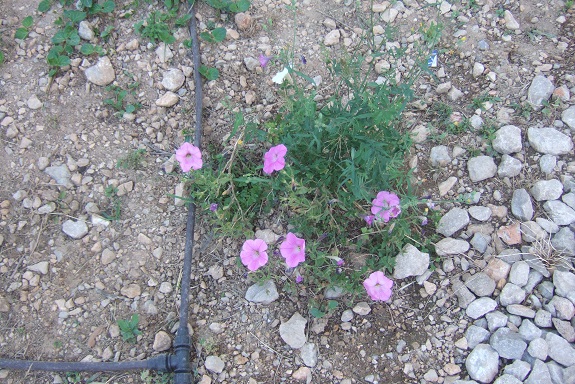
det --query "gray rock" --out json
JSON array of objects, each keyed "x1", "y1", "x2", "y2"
[
  {"x1": 519, "y1": 319, "x2": 542, "y2": 341},
  {"x1": 465, "y1": 272, "x2": 496, "y2": 297},
  {"x1": 300, "y1": 342, "x2": 318, "y2": 367},
  {"x1": 492, "y1": 125, "x2": 522, "y2": 154},
  {"x1": 525, "y1": 359, "x2": 552, "y2": 384},
  {"x1": 244, "y1": 57, "x2": 260, "y2": 71},
  {"x1": 453, "y1": 279, "x2": 476, "y2": 309},
  {"x1": 495, "y1": 374, "x2": 522, "y2": 384},
  {"x1": 552, "y1": 318, "x2": 575, "y2": 342},
  {"x1": 156, "y1": 92, "x2": 179, "y2": 107},
  {"x1": 279, "y1": 312, "x2": 307, "y2": 349},
  {"x1": 528, "y1": 75, "x2": 554, "y2": 109},
  {"x1": 44, "y1": 164, "x2": 72, "y2": 187},
  {"x1": 497, "y1": 249, "x2": 522, "y2": 263},
  {"x1": 538, "y1": 281, "x2": 555, "y2": 299},
  {"x1": 84, "y1": 56, "x2": 115, "y2": 86},
  {"x1": 466, "y1": 325, "x2": 491, "y2": 349},
  {"x1": 562, "y1": 105, "x2": 575, "y2": 129},
  {"x1": 507, "y1": 304, "x2": 536, "y2": 318},
  {"x1": 468, "y1": 206, "x2": 492, "y2": 221},
  {"x1": 468, "y1": 156, "x2": 497, "y2": 182},
  {"x1": 523, "y1": 252, "x2": 551, "y2": 278},
  {"x1": 486, "y1": 311, "x2": 508, "y2": 332},
  {"x1": 527, "y1": 127, "x2": 573, "y2": 155},
  {"x1": 78, "y1": 20, "x2": 94, "y2": 40},
  {"x1": 62, "y1": 220, "x2": 89, "y2": 239},
  {"x1": 564, "y1": 175, "x2": 575, "y2": 193},
  {"x1": 511, "y1": 189, "x2": 533, "y2": 221},
  {"x1": 27, "y1": 94, "x2": 43, "y2": 110},
  {"x1": 540, "y1": 154, "x2": 557, "y2": 174},
  {"x1": 478, "y1": 40, "x2": 490, "y2": 50},
  {"x1": 553, "y1": 270, "x2": 575, "y2": 304},
  {"x1": 546, "y1": 332, "x2": 575, "y2": 366},
  {"x1": 504, "y1": 10, "x2": 520, "y2": 30},
  {"x1": 470, "y1": 232, "x2": 490, "y2": 253},
  {"x1": 161, "y1": 68, "x2": 186, "y2": 92},
  {"x1": 465, "y1": 344, "x2": 499, "y2": 383},
  {"x1": 546, "y1": 361, "x2": 565, "y2": 384},
  {"x1": 527, "y1": 338, "x2": 548, "y2": 360},
  {"x1": 549, "y1": 296, "x2": 575, "y2": 321},
  {"x1": 473, "y1": 62, "x2": 485, "y2": 78},
  {"x1": 448, "y1": 86, "x2": 464, "y2": 101},
  {"x1": 500, "y1": 283, "x2": 526, "y2": 306},
  {"x1": 437, "y1": 208, "x2": 470, "y2": 237},
  {"x1": 430, "y1": 145, "x2": 451, "y2": 166},
  {"x1": 325, "y1": 286, "x2": 345, "y2": 299},
  {"x1": 245, "y1": 280, "x2": 279, "y2": 304},
  {"x1": 544, "y1": 200, "x2": 575, "y2": 226},
  {"x1": 393, "y1": 244, "x2": 429, "y2": 279},
  {"x1": 436, "y1": 81, "x2": 452, "y2": 94},
  {"x1": 152, "y1": 331, "x2": 171, "y2": 352},
  {"x1": 521, "y1": 221, "x2": 547, "y2": 242},
  {"x1": 466, "y1": 297, "x2": 498, "y2": 319},
  {"x1": 531, "y1": 179, "x2": 564, "y2": 201},
  {"x1": 504, "y1": 359, "x2": 531, "y2": 381},
  {"x1": 205, "y1": 355, "x2": 225, "y2": 373},
  {"x1": 534, "y1": 309, "x2": 552, "y2": 328},
  {"x1": 551, "y1": 227, "x2": 575, "y2": 256},
  {"x1": 498, "y1": 154, "x2": 522, "y2": 177},
  {"x1": 435, "y1": 238, "x2": 470, "y2": 256},
  {"x1": 536, "y1": 218, "x2": 559, "y2": 234},
  {"x1": 509, "y1": 261, "x2": 530, "y2": 287},
  {"x1": 563, "y1": 192, "x2": 575, "y2": 209},
  {"x1": 27, "y1": 261, "x2": 49, "y2": 275},
  {"x1": 490, "y1": 327, "x2": 527, "y2": 359}
]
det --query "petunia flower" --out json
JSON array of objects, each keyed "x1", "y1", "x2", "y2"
[
  {"x1": 240, "y1": 239, "x2": 269, "y2": 271},
  {"x1": 371, "y1": 191, "x2": 401, "y2": 223},
  {"x1": 272, "y1": 67, "x2": 289, "y2": 84},
  {"x1": 295, "y1": 274, "x2": 303, "y2": 284},
  {"x1": 364, "y1": 215, "x2": 375, "y2": 227},
  {"x1": 209, "y1": 203, "x2": 218, "y2": 212},
  {"x1": 259, "y1": 54, "x2": 272, "y2": 68},
  {"x1": 279, "y1": 232, "x2": 306, "y2": 268},
  {"x1": 175, "y1": 142, "x2": 203, "y2": 172},
  {"x1": 363, "y1": 271, "x2": 393, "y2": 302},
  {"x1": 263, "y1": 144, "x2": 287, "y2": 175}
]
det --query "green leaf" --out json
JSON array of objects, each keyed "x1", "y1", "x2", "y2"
[
  {"x1": 0, "y1": 51, "x2": 5, "y2": 65},
  {"x1": 49, "y1": 54, "x2": 71, "y2": 67},
  {"x1": 125, "y1": 104, "x2": 136, "y2": 114},
  {"x1": 310, "y1": 308, "x2": 325, "y2": 318},
  {"x1": 199, "y1": 31, "x2": 215, "y2": 43},
  {"x1": 38, "y1": 0, "x2": 52, "y2": 13},
  {"x1": 80, "y1": 43, "x2": 96, "y2": 55},
  {"x1": 67, "y1": 31, "x2": 81, "y2": 46},
  {"x1": 51, "y1": 30, "x2": 67, "y2": 44},
  {"x1": 100, "y1": 1, "x2": 115, "y2": 13},
  {"x1": 100, "y1": 25, "x2": 114, "y2": 39},
  {"x1": 159, "y1": 31, "x2": 176, "y2": 44},
  {"x1": 63, "y1": 10, "x2": 86, "y2": 23},
  {"x1": 15, "y1": 28, "x2": 29, "y2": 40},
  {"x1": 81, "y1": 0, "x2": 92, "y2": 7},
  {"x1": 211, "y1": 27, "x2": 227, "y2": 42},
  {"x1": 199, "y1": 65, "x2": 219, "y2": 81},
  {"x1": 228, "y1": 0, "x2": 250, "y2": 12},
  {"x1": 175, "y1": 13, "x2": 192, "y2": 27},
  {"x1": 327, "y1": 300, "x2": 338, "y2": 311},
  {"x1": 22, "y1": 16, "x2": 34, "y2": 28}
]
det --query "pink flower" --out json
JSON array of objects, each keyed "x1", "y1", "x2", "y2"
[
  {"x1": 259, "y1": 54, "x2": 272, "y2": 67},
  {"x1": 371, "y1": 191, "x2": 401, "y2": 223},
  {"x1": 279, "y1": 232, "x2": 305, "y2": 268},
  {"x1": 295, "y1": 274, "x2": 303, "y2": 284},
  {"x1": 364, "y1": 215, "x2": 375, "y2": 227},
  {"x1": 263, "y1": 144, "x2": 287, "y2": 175},
  {"x1": 363, "y1": 271, "x2": 393, "y2": 302},
  {"x1": 176, "y1": 142, "x2": 203, "y2": 172},
  {"x1": 240, "y1": 239, "x2": 269, "y2": 271}
]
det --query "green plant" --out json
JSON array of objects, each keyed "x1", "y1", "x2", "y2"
[
  {"x1": 0, "y1": 50, "x2": 4, "y2": 65},
  {"x1": 468, "y1": 93, "x2": 501, "y2": 111},
  {"x1": 199, "y1": 65, "x2": 219, "y2": 81},
  {"x1": 511, "y1": 101, "x2": 532, "y2": 120},
  {"x1": 117, "y1": 149, "x2": 146, "y2": 169},
  {"x1": 204, "y1": 0, "x2": 251, "y2": 13},
  {"x1": 495, "y1": 7, "x2": 505, "y2": 18},
  {"x1": 101, "y1": 185, "x2": 121, "y2": 221},
  {"x1": 134, "y1": 11, "x2": 176, "y2": 44},
  {"x1": 15, "y1": 16, "x2": 34, "y2": 40},
  {"x1": 566, "y1": 0, "x2": 574, "y2": 10},
  {"x1": 200, "y1": 27, "x2": 227, "y2": 43},
  {"x1": 141, "y1": 370, "x2": 174, "y2": 384},
  {"x1": 117, "y1": 314, "x2": 141, "y2": 343}
]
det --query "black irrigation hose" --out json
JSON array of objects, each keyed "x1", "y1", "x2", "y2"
[{"x1": 0, "y1": 2, "x2": 205, "y2": 383}]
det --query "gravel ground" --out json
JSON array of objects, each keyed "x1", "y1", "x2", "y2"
[{"x1": 1, "y1": 0, "x2": 575, "y2": 383}]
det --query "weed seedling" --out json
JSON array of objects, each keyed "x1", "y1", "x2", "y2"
[
  {"x1": 117, "y1": 149, "x2": 146, "y2": 169},
  {"x1": 15, "y1": 16, "x2": 34, "y2": 40},
  {"x1": 117, "y1": 314, "x2": 141, "y2": 343}
]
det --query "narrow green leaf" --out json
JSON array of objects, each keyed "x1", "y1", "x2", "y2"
[{"x1": 0, "y1": 51, "x2": 5, "y2": 65}]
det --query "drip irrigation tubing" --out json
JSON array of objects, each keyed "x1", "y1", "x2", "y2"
[{"x1": 0, "y1": 2, "x2": 204, "y2": 383}]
